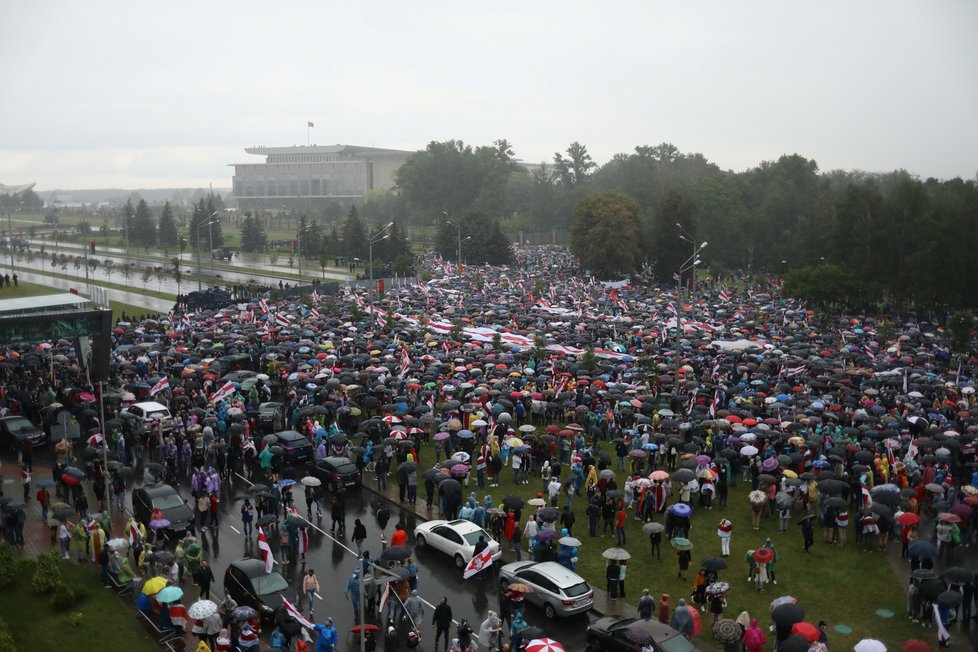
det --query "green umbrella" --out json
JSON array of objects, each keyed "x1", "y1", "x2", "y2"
[{"x1": 671, "y1": 537, "x2": 694, "y2": 551}]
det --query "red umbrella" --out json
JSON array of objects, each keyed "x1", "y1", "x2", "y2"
[
  {"x1": 753, "y1": 547, "x2": 775, "y2": 564},
  {"x1": 937, "y1": 512, "x2": 962, "y2": 524},
  {"x1": 525, "y1": 639, "x2": 565, "y2": 652},
  {"x1": 964, "y1": 496, "x2": 978, "y2": 506},
  {"x1": 901, "y1": 640, "x2": 933, "y2": 652},
  {"x1": 896, "y1": 512, "x2": 920, "y2": 526},
  {"x1": 791, "y1": 622, "x2": 820, "y2": 643},
  {"x1": 350, "y1": 624, "x2": 380, "y2": 634}
]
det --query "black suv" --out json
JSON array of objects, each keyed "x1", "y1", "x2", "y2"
[
  {"x1": 224, "y1": 558, "x2": 293, "y2": 621},
  {"x1": 308, "y1": 456, "x2": 361, "y2": 493},
  {"x1": 131, "y1": 484, "x2": 194, "y2": 535},
  {"x1": 0, "y1": 416, "x2": 46, "y2": 450}
]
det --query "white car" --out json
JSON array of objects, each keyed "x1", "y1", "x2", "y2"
[
  {"x1": 414, "y1": 519, "x2": 502, "y2": 569},
  {"x1": 499, "y1": 560, "x2": 594, "y2": 618}
]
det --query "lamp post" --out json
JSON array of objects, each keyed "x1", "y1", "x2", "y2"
[
  {"x1": 98, "y1": 381, "x2": 111, "y2": 514},
  {"x1": 368, "y1": 221, "x2": 395, "y2": 283},
  {"x1": 195, "y1": 219, "x2": 219, "y2": 291},
  {"x1": 208, "y1": 211, "x2": 219, "y2": 276},
  {"x1": 443, "y1": 211, "x2": 462, "y2": 266},
  {"x1": 674, "y1": 224, "x2": 708, "y2": 398}
]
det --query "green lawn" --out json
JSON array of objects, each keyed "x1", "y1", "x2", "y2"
[
  {"x1": 0, "y1": 280, "x2": 62, "y2": 299},
  {"x1": 411, "y1": 435, "x2": 919, "y2": 650},
  {"x1": 0, "y1": 556, "x2": 157, "y2": 651}
]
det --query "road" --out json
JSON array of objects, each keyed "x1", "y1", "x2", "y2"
[
  {"x1": 15, "y1": 445, "x2": 593, "y2": 650},
  {"x1": 12, "y1": 269, "x2": 175, "y2": 313}
]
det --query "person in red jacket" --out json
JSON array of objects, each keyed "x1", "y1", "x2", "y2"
[{"x1": 390, "y1": 523, "x2": 408, "y2": 547}]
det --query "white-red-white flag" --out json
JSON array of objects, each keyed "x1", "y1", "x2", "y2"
[
  {"x1": 87, "y1": 433, "x2": 104, "y2": 446},
  {"x1": 463, "y1": 547, "x2": 493, "y2": 579},
  {"x1": 149, "y1": 377, "x2": 169, "y2": 396},
  {"x1": 275, "y1": 313, "x2": 292, "y2": 328},
  {"x1": 309, "y1": 308, "x2": 320, "y2": 319},
  {"x1": 257, "y1": 527, "x2": 274, "y2": 573},
  {"x1": 258, "y1": 298, "x2": 269, "y2": 314},
  {"x1": 298, "y1": 527, "x2": 309, "y2": 556},
  {"x1": 282, "y1": 596, "x2": 315, "y2": 629},
  {"x1": 209, "y1": 381, "x2": 236, "y2": 405},
  {"x1": 399, "y1": 346, "x2": 410, "y2": 378}
]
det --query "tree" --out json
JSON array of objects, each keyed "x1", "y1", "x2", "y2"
[
  {"x1": 435, "y1": 213, "x2": 512, "y2": 265},
  {"x1": 300, "y1": 216, "x2": 322, "y2": 259},
  {"x1": 141, "y1": 266, "x2": 153, "y2": 287},
  {"x1": 570, "y1": 191, "x2": 643, "y2": 277},
  {"x1": 122, "y1": 199, "x2": 136, "y2": 248},
  {"x1": 341, "y1": 206, "x2": 368, "y2": 260},
  {"x1": 76, "y1": 221, "x2": 91, "y2": 235},
  {"x1": 948, "y1": 310, "x2": 973, "y2": 356},
  {"x1": 652, "y1": 187, "x2": 700, "y2": 283},
  {"x1": 239, "y1": 212, "x2": 267, "y2": 253},
  {"x1": 553, "y1": 142, "x2": 596, "y2": 186},
  {"x1": 171, "y1": 257, "x2": 182, "y2": 295},
  {"x1": 157, "y1": 201, "x2": 179, "y2": 248},
  {"x1": 131, "y1": 199, "x2": 157, "y2": 248}
]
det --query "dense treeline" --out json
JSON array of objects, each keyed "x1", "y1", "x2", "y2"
[{"x1": 386, "y1": 140, "x2": 978, "y2": 307}]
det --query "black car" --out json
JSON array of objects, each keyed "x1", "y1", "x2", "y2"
[
  {"x1": 273, "y1": 430, "x2": 314, "y2": 463},
  {"x1": 224, "y1": 558, "x2": 293, "y2": 621},
  {"x1": 308, "y1": 456, "x2": 361, "y2": 493},
  {"x1": 257, "y1": 402, "x2": 287, "y2": 432},
  {"x1": 131, "y1": 484, "x2": 194, "y2": 535},
  {"x1": 586, "y1": 616, "x2": 698, "y2": 652},
  {"x1": 0, "y1": 416, "x2": 46, "y2": 450}
]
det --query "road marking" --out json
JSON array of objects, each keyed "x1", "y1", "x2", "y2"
[{"x1": 230, "y1": 525, "x2": 240, "y2": 534}]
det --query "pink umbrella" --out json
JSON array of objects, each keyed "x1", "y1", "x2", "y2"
[
  {"x1": 526, "y1": 639, "x2": 565, "y2": 652},
  {"x1": 433, "y1": 432, "x2": 451, "y2": 441}
]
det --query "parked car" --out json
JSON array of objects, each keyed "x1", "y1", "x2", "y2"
[
  {"x1": 224, "y1": 558, "x2": 293, "y2": 621},
  {"x1": 272, "y1": 430, "x2": 313, "y2": 463},
  {"x1": 585, "y1": 616, "x2": 698, "y2": 652},
  {"x1": 414, "y1": 519, "x2": 502, "y2": 569},
  {"x1": 257, "y1": 402, "x2": 287, "y2": 432},
  {"x1": 499, "y1": 560, "x2": 593, "y2": 618},
  {"x1": 307, "y1": 456, "x2": 361, "y2": 493},
  {"x1": 0, "y1": 416, "x2": 46, "y2": 450},
  {"x1": 131, "y1": 484, "x2": 194, "y2": 535}
]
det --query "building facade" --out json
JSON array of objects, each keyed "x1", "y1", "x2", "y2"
[{"x1": 230, "y1": 145, "x2": 413, "y2": 212}]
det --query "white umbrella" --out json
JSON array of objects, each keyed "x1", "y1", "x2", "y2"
[
  {"x1": 602, "y1": 547, "x2": 632, "y2": 560},
  {"x1": 300, "y1": 476, "x2": 321, "y2": 487},
  {"x1": 740, "y1": 445, "x2": 759, "y2": 456},
  {"x1": 188, "y1": 599, "x2": 219, "y2": 620},
  {"x1": 853, "y1": 639, "x2": 886, "y2": 652}
]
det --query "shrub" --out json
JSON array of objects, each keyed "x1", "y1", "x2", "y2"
[
  {"x1": 32, "y1": 549, "x2": 64, "y2": 594},
  {"x1": 69, "y1": 612, "x2": 84, "y2": 627},
  {"x1": 0, "y1": 616, "x2": 14, "y2": 652},
  {"x1": 0, "y1": 545, "x2": 16, "y2": 588},
  {"x1": 50, "y1": 582, "x2": 77, "y2": 608}
]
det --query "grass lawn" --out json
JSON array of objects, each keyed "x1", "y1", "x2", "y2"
[
  {"x1": 0, "y1": 557, "x2": 157, "y2": 651},
  {"x1": 0, "y1": 280, "x2": 62, "y2": 299},
  {"x1": 410, "y1": 435, "x2": 919, "y2": 650},
  {"x1": 111, "y1": 300, "x2": 165, "y2": 321}
]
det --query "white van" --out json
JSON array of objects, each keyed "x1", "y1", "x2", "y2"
[{"x1": 125, "y1": 401, "x2": 173, "y2": 435}]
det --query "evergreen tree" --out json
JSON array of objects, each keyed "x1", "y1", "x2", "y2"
[
  {"x1": 157, "y1": 201, "x2": 178, "y2": 248},
  {"x1": 341, "y1": 206, "x2": 368, "y2": 259},
  {"x1": 239, "y1": 212, "x2": 267, "y2": 252},
  {"x1": 122, "y1": 198, "x2": 136, "y2": 248},
  {"x1": 131, "y1": 199, "x2": 157, "y2": 248},
  {"x1": 205, "y1": 194, "x2": 224, "y2": 248}
]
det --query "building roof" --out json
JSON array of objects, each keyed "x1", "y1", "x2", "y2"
[
  {"x1": 243, "y1": 144, "x2": 413, "y2": 157},
  {"x1": 0, "y1": 293, "x2": 90, "y2": 317},
  {"x1": 0, "y1": 182, "x2": 36, "y2": 194}
]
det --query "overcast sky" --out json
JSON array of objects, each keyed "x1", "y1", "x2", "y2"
[{"x1": 2, "y1": 1, "x2": 976, "y2": 190}]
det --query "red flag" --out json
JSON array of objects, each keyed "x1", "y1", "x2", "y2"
[
  {"x1": 257, "y1": 527, "x2": 274, "y2": 573},
  {"x1": 209, "y1": 381, "x2": 236, "y2": 405},
  {"x1": 149, "y1": 377, "x2": 169, "y2": 396},
  {"x1": 463, "y1": 546, "x2": 494, "y2": 578},
  {"x1": 298, "y1": 528, "x2": 309, "y2": 556}
]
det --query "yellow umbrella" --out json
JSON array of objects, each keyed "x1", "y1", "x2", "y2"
[
  {"x1": 505, "y1": 437, "x2": 524, "y2": 448},
  {"x1": 782, "y1": 469, "x2": 798, "y2": 479},
  {"x1": 142, "y1": 576, "x2": 168, "y2": 595}
]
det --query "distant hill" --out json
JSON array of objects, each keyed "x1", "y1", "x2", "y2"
[{"x1": 37, "y1": 188, "x2": 231, "y2": 206}]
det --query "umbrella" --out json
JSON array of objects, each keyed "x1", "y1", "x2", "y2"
[
  {"x1": 502, "y1": 495, "x2": 525, "y2": 509},
  {"x1": 538, "y1": 507, "x2": 559, "y2": 522},
  {"x1": 672, "y1": 469, "x2": 695, "y2": 483},
  {"x1": 535, "y1": 529, "x2": 558, "y2": 542},
  {"x1": 671, "y1": 537, "x2": 693, "y2": 551},
  {"x1": 350, "y1": 624, "x2": 381, "y2": 634},
  {"x1": 770, "y1": 595, "x2": 797, "y2": 610},
  {"x1": 156, "y1": 586, "x2": 183, "y2": 603},
  {"x1": 506, "y1": 582, "x2": 534, "y2": 594},
  {"x1": 901, "y1": 640, "x2": 933, "y2": 652},
  {"x1": 527, "y1": 498, "x2": 547, "y2": 507},
  {"x1": 896, "y1": 512, "x2": 920, "y2": 526},
  {"x1": 380, "y1": 546, "x2": 413, "y2": 562},
  {"x1": 231, "y1": 606, "x2": 259, "y2": 621},
  {"x1": 936, "y1": 591, "x2": 963, "y2": 608},
  {"x1": 558, "y1": 536, "x2": 582, "y2": 547},
  {"x1": 937, "y1": 512, "x2": 961, "y2": 524},
  {"x1": 780, "y1": 636, "x2": 811, "y2": 652},
  {"x1": 525, "y1": 638, "x2": 564, "y2": 652},
  {"x1": 853, "y1": 639, "x2": 887, "y2": 652},
  {"x1": 257, "y1": 514, "x2": 278, "y2": 527},
  {"x1": 917, "y1": 578, "x2": 947, "y2": 601},
  {"x1": 700, "y1": 557, "x2": 727, "y2": 571},
  {"x1": 712, "y1": 618, "x2": 743, "y2": 645},
  {"x1": 748, "y1": 490, "x2": 766, "y2": 506},
  {"x1": 107, "y1": 538, "x2": 128, "y2": 551},
  {"x1": 669, "y1": 503, "x2": 692, "y2": 517},
  {"x1": 149, "y1": 551, "x2": 176, "y2": 565},
  {"x1": 188, "y1": 599, "x2": 219, "y2": 619},
  {"x1": 142, "y1": 576, "x2": 168, "y2": 595},
  {"x1": 771, "y1": 603, "x2": 805, "y2": 627},
  {"x1": 753, "y1": 548, "x2": 775, "y2": 564},
  {"x1": 706, "y1": 581, "x2": 730, "y2": 595},
  {"x1": 150, "y1": 518, "x2": 171, "y2": 530},
  {"x1": 624, "y1": 626, "x2": 654, "y2": 645},
  {"x1": 650, "y1": 470, "x2": 670, "y2": 481},
  {"x1": 643, "y1": 522, "x2": 665, "y2": 534},
  {"x1": 907, "y1": 540, "x2": 937, "y2": 559},
  {"x1": 300, "y1": 476, "x2": 322, "y2": 487},
  {"x1": 942, "y1": 567, "x2": 973, "y2": 584},
  {"x1": 602, "y1": 547, "x2": 631, "y2": 560},
  {"x1": 791, "y1": 622, "x2": 820, "y2": 643},
  {"x1": 274, "y1": 478, "x2": 296, "y2": 488},
  {"x1": 247, "y1": 484, "x2": 270, "y2": 495},
  {"x1": 53, "y1": 507, "x2": 75, "y2": 521},
  {"x1": 518, "y1": 626, "x2": 546, "y2": 641}
]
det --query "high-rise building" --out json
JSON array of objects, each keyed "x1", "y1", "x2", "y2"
[{"x1": 230, "y1": 145, "x2": 413, "y2": 211}]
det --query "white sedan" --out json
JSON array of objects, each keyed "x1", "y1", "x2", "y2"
[{"x1": 414, "y1": 519, "x2": 502, "y2": 569}]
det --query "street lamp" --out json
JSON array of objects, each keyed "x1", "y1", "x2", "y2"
[
  {"x1": 443, "y1": 211, "x2": 462, "y2": 265},
  {"x1": 296, "y1": 220, "x2": 313, "y2": 282},
  {"x1": 673, "y1": 224, "x2": 708, "y2": 398},
  {"x1": 368, "y1": 221, "x2": 395, "y2": 284},
  {"x1": 195, "y1": 219, "x2": 219, "y2": 291},
  {"x1": 208, "y1": 211, "x2": 220, "y2": 276}
]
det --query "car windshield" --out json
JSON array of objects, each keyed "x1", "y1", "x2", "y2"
[
  {"x1": 461, "y1": 529, "x2": 490, "y2": 545},
  {"x1": 335, "y1": 463, "x2": 357, "y2": 475},
  {"x1": 610, "y1": 618, "x2": 638, "y2": 631},
  {"x1": 153, "y1": 493, "x2": 185, "y2": 510},
  {"x1": 253, "y1": 572, "x2": 289, "y2": 595},
  {"x1": 145, "y1": 410, "x2": 169, "y2": 420},
  {"x1": 563, "y1": 581, "x2": 590, "y2": 597},
  {"x1": 4, "y1": 418, "x2": 34, "y2": 434}
]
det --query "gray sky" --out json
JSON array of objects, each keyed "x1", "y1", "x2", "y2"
[{"x1": 2, "y1": 1, "x2": 976, "y2": 190}]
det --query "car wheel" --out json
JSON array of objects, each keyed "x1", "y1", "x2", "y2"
[
  {"x1": 416, "y1": 534, "x2": 426, "y2": 548},
  {"x1": 454, "y1": 554, "x2": 465, "y2": 569},
  {"x1": 544, "y1": 603, "x2": 556, "y2": 619}
]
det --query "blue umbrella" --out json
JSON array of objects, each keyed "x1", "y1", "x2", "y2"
[
  {"x1": 36, "y1": 479, "x2": 56, "y2": 489},
  {"x1": 670, "y1": 503, "x2": 692, "y2": 517},
  {"x1": 157, "y1": 586, "x2": 184, "y2": 604},
  {"x1": 907, "y1": 540, "x2": 937, "y2": 559},
  {"x1": 275, "y1": 479, "x2": 296, "y2": 488},
  {"x1": 457, "y1": 429, "x2": 474, "y2": 439}
]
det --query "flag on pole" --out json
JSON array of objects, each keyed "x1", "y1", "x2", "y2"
[
  {"x1": 307, "y1": 121, "x2": 315, "y2": 128},
  {"x1": 257, "y1": 527, "x2": 274, "y2": 573},
  {"x1": 399, "y1": 346, "x2": 411, "y2": 378},
  {"x1": 309, "y1": 307, "x2": 320, "y2": 319},
  {"x1": 149, "y1": 377, "x2": 169, "y2": 396},
  {"x1": 719, "y1": 289, "x2": 731, "y2": 302},
  {"x1": 282, "y1": 596, "x2": 315, "y2": 629},
  {"x1": 209, "y1": 381, "x2": 236, "y2": 405},
  {"x1": 709, "y1": 391, "x2": 719, "y2": 418},
  {"x1": 463, "y1": 547, "x2": 494, "y2": 579},
  {"x1": 87, "y1": 433, "x2": 104, "y2": 446},
  {"x1": 934, "y1": 603, "x2": 951, "y2": 646},
  {"x1": 311, "y1": 289, "x2": 321, "y2": 303},
  {"x1": 379, "y1": 580, "x2": 392, "y2": 614},
  {"x1": 860, "y1": 481, "x2": 872, "y2": 508},
  {"x1": 297, "y1": 527, "x2": 309, "y2": 557},
  {"x1": 258, "y1": 298, "x2": 269, "y2": 314},
  {"x1": 128, "y1": 520, "x2": 142, "y2": 546},
  {"x1": 275, "y1": 312, "x2": 292, "y2": 328}
]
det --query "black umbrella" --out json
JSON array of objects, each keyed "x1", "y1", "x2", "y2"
[
  {"x1": 672, "y1": 469, "x2": 695, "y2": 483},
  {"x1": 398, "y1": 461, "x2": 418, "y2": 474},
  {"x1": 700, "y1": 557, "x2": 728, "y2": 572},
  {"x1": 380, "y1": 546, "x2": 413, "y2": 562},
  {"x1": 257, "y1": 514, "x2": 277, "y2": 527},
  {"x1": 439, "y1": 479, "x2": 462, "y2": 494},
  {"x1": 502, "y1": 495, "x2": 525, "y2": 509},
  {"x1": 538, "y1": 507, "x2": 559, "y2": 522},
  {"x1": 248, "y1": 484, "x2": 270, "y2": 495},
  {"x1": 52, "y1": 507, "x2": 75, "y2": 521},
  {"x1": 937, "y1": 590, "x2": 963, "y2": 608},
  {"x1": 771, "y1": 603, "x2": 805, "y2": 627},
  {"x1": 422, "y1": 468, "x2": 444, "y2": 481},
  {"x1": 917, "y1": 578, "x2": 947, "y2": 600},
  {"x1": 148, "y1": 550, "x2": 176, "y2": 565},
  {"x1": 517, "y1": 625, "x2": 545, "y2": 640},
  {"x1": 942, "y1": 567, "x2": 973, "y2": 584},
  {"x1": 779, "y1": 635, "x2": 810, "y2": 652}
]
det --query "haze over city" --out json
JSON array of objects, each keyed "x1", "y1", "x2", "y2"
[{"x1": 1, "y1": 1, "x2": 976, "y2": 190}]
